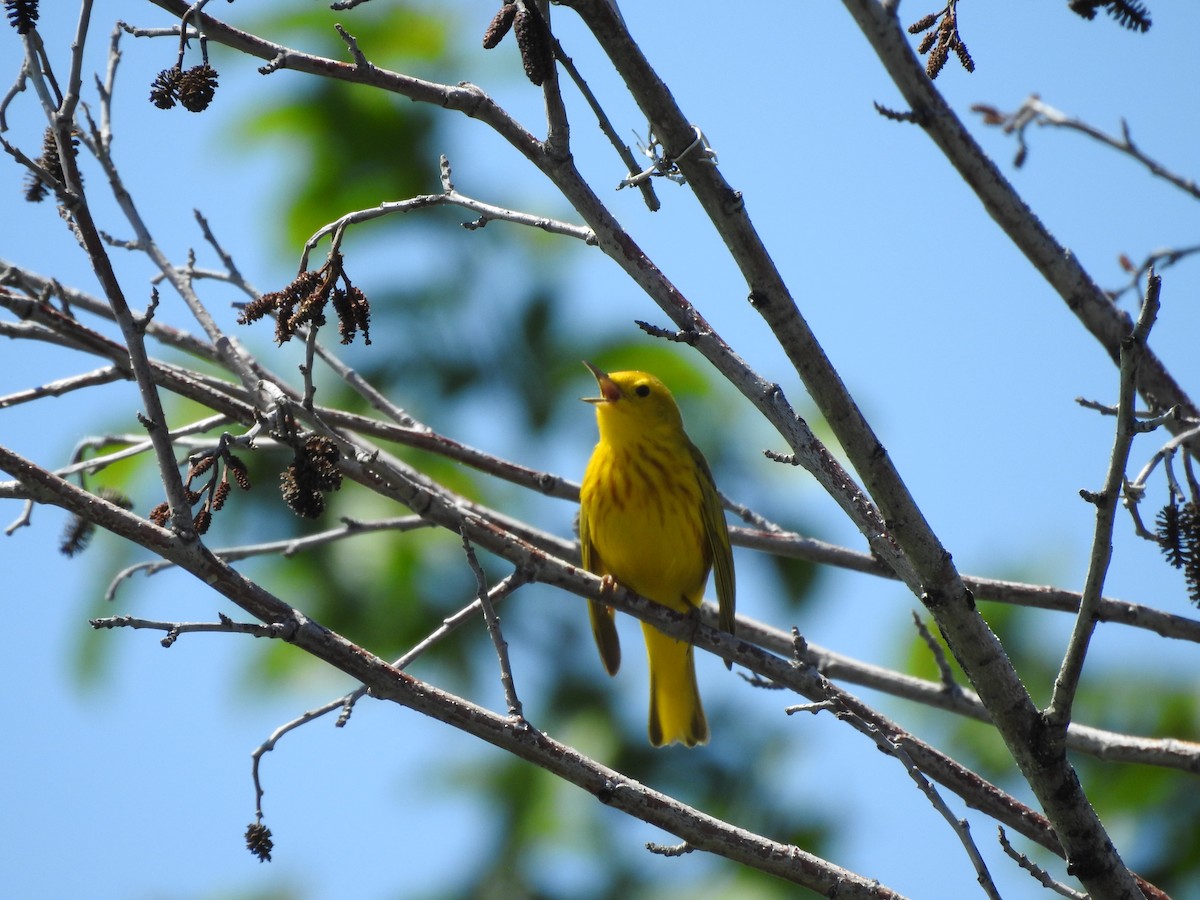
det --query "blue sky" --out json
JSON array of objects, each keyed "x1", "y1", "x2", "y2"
[{"x1": 4, "y1": 2, "x2": 1200, "y2": 898}]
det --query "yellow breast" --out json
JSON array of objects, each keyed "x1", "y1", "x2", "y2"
[{"x1": 580, "y1": 437, "x2": 712, "y2": 611}]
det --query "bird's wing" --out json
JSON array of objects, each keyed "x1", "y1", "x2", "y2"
[
  {"x1": 692, "y1": 441, "x2": 736, "y2": 636},
  {"x1": 579, "y1": 500, "x2": 621, "y2": 675}
]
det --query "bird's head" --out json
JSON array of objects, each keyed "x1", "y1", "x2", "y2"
[{"x1": 582, "y1": 361, "x2": 684, "y2": 442}]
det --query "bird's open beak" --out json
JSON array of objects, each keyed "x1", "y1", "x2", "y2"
[{"x1": 582, "y1": 360, "x2": 621, "y2": 404}]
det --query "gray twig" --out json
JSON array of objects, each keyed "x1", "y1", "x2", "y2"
[
  {"x1": 90, "y1": 612, "x2": 294, "y2": 647},
  {"x1": 787, "y1": 699, "x2": 1001, "y2": 899},
  {"x1": 461, "y1": 528, "x2": 527, "y2": 722},
  {"x1": 911, "y1": 610, "x2": 960, "y2": 694},
  {"x1": 1047, "y1": 272, "x2": 1162, "y2": 730},
  {"x1": 998, "y1": 827, "x2": 1087, "y2": 899}
]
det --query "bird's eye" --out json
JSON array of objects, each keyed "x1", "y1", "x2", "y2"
[{"x1": 635, "y1": 384, "x2": 651, "y2": 397}]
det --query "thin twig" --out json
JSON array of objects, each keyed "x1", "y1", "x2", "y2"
[
  {"x1": 1107, "y1": 244, "x2": 1200, "y2": 303},
  {"x1": 460, "y1": 529, "x2": 527, "y2": 721},
  {"x1": 550, "y1": 35, "x2": 659, "y2": 211},
  {"x1": 734, "y1": 526, "x2": 1200, "y2": 645},
  {"x1": 303, "y1": 321, "x2": 421, "y2": 428},
  {"x1": 299, "y1": 171, "x2": 596, "y2": 269},
  {"x1": 20, "y1": 9, "x2": 196, "y2": 534},
  {"x1": 0, "y1": 365, "x2": 127, "y2": 409},
  {"x1": 250, "y1": 696, "x2": 345, "y2": 823},
  {"x1": 733, "y1": 611, "x2": 1200, "y2": 775},
  {"x1": 787, "y1": 699, "x2": 1001, "y2": 899},
  {"x1": 79, "y1": 75, "x2": 268, "y2": 407},
  {"x1": 337, "y1": 570, "x2": 531, "y2": 726},
  {"x1": 977, "y1": 95, "x2": 1200, "y2": 202},
  {"x1": 910, "y1": 610, "x2": 960, "y2": 693},
  {"x1": 1047, "y1": 272, "x2": 1161, "y2": 731},
  {"x1": 193, "y1": 210, "x2": 256, "y2": 296},
  {"x1": 998, "y1": 827, "x2": 1087, "y2": 899},
  {"x1": 90, "y1": 612, "x2": 294, "y2": 647},
  {"x1": 1126, "y1": 423, "x2": 1200, "y2": 491},
  {"x1": 104, "y1": 516, "x2": 434, "y2": 600}
]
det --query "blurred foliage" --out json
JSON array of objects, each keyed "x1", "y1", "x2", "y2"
[{"x1": 233, "y1": 4, "x2": 454, "y2": 250}]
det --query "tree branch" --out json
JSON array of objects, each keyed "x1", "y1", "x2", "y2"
[
  {"x1": 0, "y1": 441, "x2": 903, "y2": 898},
  {"x1": 1047, "y1": 273, "x2": 1161, "y2": 730}
]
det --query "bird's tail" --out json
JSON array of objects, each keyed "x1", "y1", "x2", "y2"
[{"x1": 641, "y1": 622, "x2": 708, "y2": 747}]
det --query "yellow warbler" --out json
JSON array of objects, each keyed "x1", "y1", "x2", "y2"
[{"x1": 578, "y1": 361, "x2": 736, "y2": 747}]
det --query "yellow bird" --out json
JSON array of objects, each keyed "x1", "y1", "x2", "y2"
[{"x1": 578, "y1": 361, "x2": 736, "y2": 747}]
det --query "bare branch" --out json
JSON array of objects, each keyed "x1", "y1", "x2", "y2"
[
  {"x1": 461, "y1": 531, "x2": 528, "y2": 722},
  {"x1": 736, "y1": 612, "x2": 1200, "y2": 775},
  {"x1": 17, "y1": 20, "x2": 195, "y2": 534},
  {"x1": 911, "y1": 610, "x2": 961, "y2": 693},
  {"x1": 998, "y1": 828, "x2": 1088, "y2": 900},
  {"x1": 90, "y1": 613, "x2": 293, "y2": 647},
  {"x1": 788, "y1": 698, "x2": 1001, "y2": 899},
  {"x1": 0, "y1": 365, "x2": 126, "y2": 409},
  {"x1": 1047, "y1": 272, "x2": 1161, "y2": 730},
  {"x1": 299, "y1": 169, "x2": 596, "y2": 269},
  {"x1": 975, "y1": 95, "x2": 1199, "y2": 201}
]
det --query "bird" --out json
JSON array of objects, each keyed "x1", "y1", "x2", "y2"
[{"x1": 578, "y1": 361, "x2": 735, "y2": 747}]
